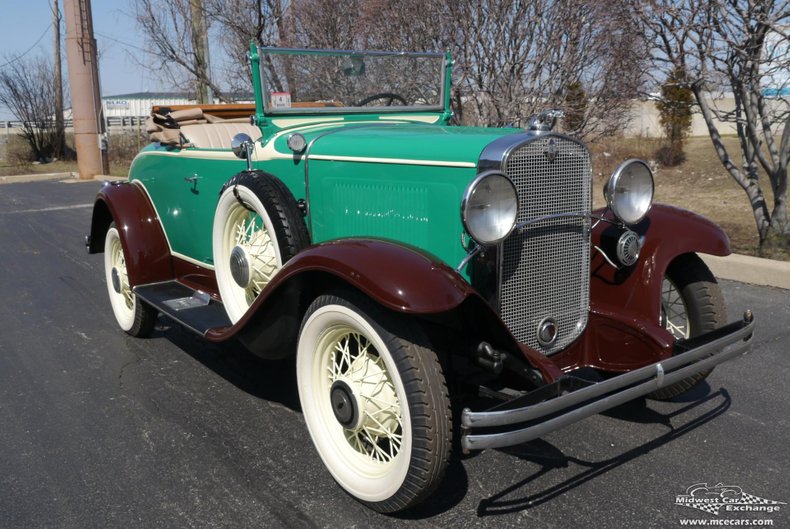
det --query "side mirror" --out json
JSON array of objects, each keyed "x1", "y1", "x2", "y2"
[{"x1": 231, "y1": 133, "x2": 254, "y2": 171}]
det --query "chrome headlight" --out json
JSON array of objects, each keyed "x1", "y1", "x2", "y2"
[
  {"x1": 462, "y1": 172, "x2": 518, "y2": 246},
  {"x1": 605, "y1": 159, "x2": 654, "y2": 225}
]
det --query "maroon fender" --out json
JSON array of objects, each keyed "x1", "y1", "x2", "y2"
[
  {"x1": 205, "y1": 238, "x2": 565, "y2": 382},
  {"x1": 87, "y1": 182, "x2": 174, "y2": 286},
  {"x1": 551, "y1": 203, "x2": 731, "y2": 372}
]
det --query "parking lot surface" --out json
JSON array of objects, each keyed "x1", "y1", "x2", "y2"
[{"x1": 0, "y1": 179, "x2": 787, "y2": 528}]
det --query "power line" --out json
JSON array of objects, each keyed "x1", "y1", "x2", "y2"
[
  {"x1": 95, "y1": 31, "x2": 154, "y2": 55},
  {"x1": 0, "y1": 24, "x2": 53, "y2": 69}
]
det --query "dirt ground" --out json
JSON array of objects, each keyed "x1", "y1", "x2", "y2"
[{"x1": 589, "y1": 135, "x2": 783, "y2": 258}]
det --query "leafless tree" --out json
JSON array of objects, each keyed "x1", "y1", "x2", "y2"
[
  {"x1": 133, "y1": 0, "x2": 228, "y2": 100},
  {"x1": 204, "y1": 0, "x2": 292, "y2": 93},
  {"x1": 638, "y1": 0, "x2": 790, "y2": 249},
  {"x1": 0, "y1": 56, "x2": 64, "y2": 161},
  {"x1": 443, "y1": 0, "x2": 645, "y2": 137}
]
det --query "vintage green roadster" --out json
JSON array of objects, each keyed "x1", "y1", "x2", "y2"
[{"x1": 87, "y1": 46, "x2": 755, "y2": 512}]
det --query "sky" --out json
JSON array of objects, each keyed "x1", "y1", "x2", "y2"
[{"x1": 0, "y1": 0, "x2": 170, "y2": 120}]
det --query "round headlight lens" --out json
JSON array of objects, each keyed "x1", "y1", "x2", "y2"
[
  {"x1": 605, "y1": 159, "x2": 654, "y2": 225},
  {"x1": 462, "y1": 172, "x2": 518, "y2": 245}
]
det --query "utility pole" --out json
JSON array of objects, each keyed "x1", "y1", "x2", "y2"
[
  {"x1": 189, "y1": 0, "x2": 213, "y2": 104},
  {"x1": 52, "y1": 0, "x2": 66, "y2": 159},
  {"x1": 63, "y1": 0, "x2": 107, "y2": 179}
]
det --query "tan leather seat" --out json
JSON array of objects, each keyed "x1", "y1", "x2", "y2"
[{"x1": 179, "y1": 123, "x2": 261, "y2": 149}]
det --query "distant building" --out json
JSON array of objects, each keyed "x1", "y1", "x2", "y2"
[{"x1": 64, "y1": 91, "x2": 255, "y2": 120}]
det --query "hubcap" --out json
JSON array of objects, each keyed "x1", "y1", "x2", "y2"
[
  {"x1": 325, "y1": 330, "x2": 404, "y2": 463},
  {"x1": 111, "y1": 267, "x2": 122, "y2": 294},
  {"x1": 229, "y1": 245, "x2": 251, "y2": 288},
  {"x1": 330, "y1": 380, "x2": 359, "y2": 428}
]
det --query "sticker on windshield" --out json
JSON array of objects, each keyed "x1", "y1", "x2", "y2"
[{"x1": 270, "y1": 92, "x2": 292, "y2": 109}]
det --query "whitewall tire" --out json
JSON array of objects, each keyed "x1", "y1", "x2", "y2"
[
  {"x1": 212, "y1": 171, "x2": 308, "y2": 323},
  {"x1": 104, "y1": 224, "x2": 156, "y2": 337},
  {"x1": 296, "y1": 293, "x2": 451, "y2": 512}
]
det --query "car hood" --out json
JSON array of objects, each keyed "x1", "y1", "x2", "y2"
[{"x1": 297, "y1": 122, "x2": 521, "y2": 167}]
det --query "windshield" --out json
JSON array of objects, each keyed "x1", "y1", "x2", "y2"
[{"x1": 257, "y1": 47, "x2": 446, "y2": 114}]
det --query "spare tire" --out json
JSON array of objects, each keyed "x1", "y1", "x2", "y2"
[{"x1": 213, "y1": 171, "x2": 309, "y2": 323}]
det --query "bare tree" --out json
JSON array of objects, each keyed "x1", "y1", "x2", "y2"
[
  {"x1": 444, "y1": 0, "x2": 645, "y2": 137},
  {"x1": 204, "y1": 0, "x2": 292, "y2": 93},
  {"x1": 638, "y1": 0, "x2": 790, "y2": 250},
  {"x1": 0, "y1": 56, "x2": 63, "y2": 161},
  {"x1": 133, "y1": 0, "x2": 228, "y2": 100}
]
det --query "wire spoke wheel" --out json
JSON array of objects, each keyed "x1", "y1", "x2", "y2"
[
  {"x1": 661, "y1": 277, "x2": 690, "y2": 339},
  {"x1": 213, "y1": 172, "x2": 309, "y2": 324},
  {"x1": 326, "y1": 330, "x2": 404, "y2": 464},
  {"x1": 297, "y1": 293, "x2": 451, "y2": 512}
]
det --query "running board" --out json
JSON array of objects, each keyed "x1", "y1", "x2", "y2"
[{"x1": 134, "y1": 281, "x2": 231, "y2": 336}]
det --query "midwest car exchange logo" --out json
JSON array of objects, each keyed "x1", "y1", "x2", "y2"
[{"x1": 675, "y1": 483, "x2": 785, "y2": 516}]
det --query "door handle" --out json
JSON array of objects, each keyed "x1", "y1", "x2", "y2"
[{"x1": 184, "y1": 175, "x2": 199, "y2": 184}]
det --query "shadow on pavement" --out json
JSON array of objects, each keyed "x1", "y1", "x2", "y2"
[{"x1": 476, "y1": 388, "x2": 731, "y2": 516}]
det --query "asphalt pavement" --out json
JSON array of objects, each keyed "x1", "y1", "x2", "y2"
[{"x1": 0, "y1": 179, "x2": 788, "y2": 529}]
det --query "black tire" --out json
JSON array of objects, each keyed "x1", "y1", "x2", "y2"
[
  {"x1": 104, "y1": 222, "x2": 157, "y2": 337},
  {"x1": 212, "y1": 171, "x2": 309, "y2": 323},
  {"x1": 296, "y1": 291, "x2": 452, "y2": 513},
  {"x1": 648, "y1": 253, "x2": 727, "y2": 400}
]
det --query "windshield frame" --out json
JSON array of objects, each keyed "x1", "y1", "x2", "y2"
[{"x1": 254, "y1": 46, "x2": 449, "y2": 116}]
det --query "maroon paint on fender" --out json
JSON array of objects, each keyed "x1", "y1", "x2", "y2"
[
  {"x1": 91, "y1": 182, "x2": 174, "y2": 286},
  {"x1": 202, "y1": 238, "x2": 565, "y2": 382},
  {"x1": 550, "y1": 204, "x2": 731, "y2": 372}
]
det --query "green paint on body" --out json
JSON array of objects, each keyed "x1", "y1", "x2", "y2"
[{"x1": 130, "y1": 118, "x2": 520, "y2": 278}]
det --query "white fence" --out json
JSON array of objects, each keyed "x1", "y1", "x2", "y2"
[{"x1": 0, "y1": 116, "x2": 149, "y2": 143}]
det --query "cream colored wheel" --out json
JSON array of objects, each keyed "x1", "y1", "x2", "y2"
[
  {"x1": 104, "y1": 224, "x2": 155, "y2": 337},
  {"x1": 297, "y1": 293, "x2": 451, "y2": 513},
  {"x1": 213, "y1": 172, "x2": 309, "y2": 323}
]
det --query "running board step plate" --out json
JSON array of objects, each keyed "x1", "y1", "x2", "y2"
[{"x1": 134, "y1": 281, "x2": 231, "y2": 336}]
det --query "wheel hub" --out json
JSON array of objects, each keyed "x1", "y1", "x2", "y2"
[
  {"x1": 330, "y1": 380, "x2": 360, "y2": 429},
  {"x1": 111, "y1": 267, "x2": 122, "y2": 294},
  {"x1": 229, "y1": 245, "x2": 251, "y2": 288}
]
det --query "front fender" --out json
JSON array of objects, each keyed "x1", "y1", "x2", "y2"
[
  {"x1": 591, "y1": 203, "x2": 729, "y2": 321},
  {"x1": 87, "y1": 181, "x2": 173, "y2": 286},
  {"x1": 550, "y1": 203, "x2": 730, "y2": 372},
  {"x1": 206, "y1": 238, "x2": 564, "y2": 381}
]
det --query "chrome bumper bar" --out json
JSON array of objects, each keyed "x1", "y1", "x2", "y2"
[{"x1": 461, "y1": 312, "x2": 755, "y2": 451}]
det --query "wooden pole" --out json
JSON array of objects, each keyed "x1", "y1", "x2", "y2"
[
  {"x1": 52, "y1": 0, "x2": 66, "y2": 160},
  {"x1": 63, "y1": 0, "x2": 105, "y2": 179}
]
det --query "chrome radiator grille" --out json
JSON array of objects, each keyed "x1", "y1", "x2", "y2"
[{"x1": 499, "y1": 135, "x2": 592, "y2": 354}]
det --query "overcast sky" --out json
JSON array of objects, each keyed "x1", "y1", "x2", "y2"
[{"x1": 0, "y1": 0, "x2": 172, "y2": 120}]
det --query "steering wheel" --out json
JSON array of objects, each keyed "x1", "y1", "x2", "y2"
[{"x1": 354, "y1": 92, "x2": 408, "y2": 107}]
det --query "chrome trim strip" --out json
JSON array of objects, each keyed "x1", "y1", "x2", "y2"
[
  {"x1": 460, "y1": 316, "x2": 755, "y2": 450},
  {"x1": 477, "y1": 131, "x2": 588, "y2": 173}
]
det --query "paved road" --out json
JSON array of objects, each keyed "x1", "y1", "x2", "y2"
[{"x1": 1, "y1": 179, "x2": 788, "y2": 529}]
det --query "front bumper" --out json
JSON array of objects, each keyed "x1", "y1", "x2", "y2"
[{"x1": 461, "y1": 312, "x2": 755, "y2": 451}]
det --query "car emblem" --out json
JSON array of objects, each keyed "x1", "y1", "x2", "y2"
[{"x1": 545, "y1": 138, "x2": 559, "y2": 163}]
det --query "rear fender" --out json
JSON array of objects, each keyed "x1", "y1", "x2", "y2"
[
  {"x1": 87, "y1": 181, "x2": 173, "y2": 286},
  {"x1": 206, "y1": 239, "x2": 564, "y2": 382}
]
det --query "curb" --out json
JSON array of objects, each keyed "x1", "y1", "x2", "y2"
[
  {"x1": 0, "y1": 172, "x2": 76, "y2": 184},
  {"x1": 702, "y1": 254, "x2": 790, "y2": 291},
  {"x1": 0, "y1": 173, "x2": 126, "y2": 185}
]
